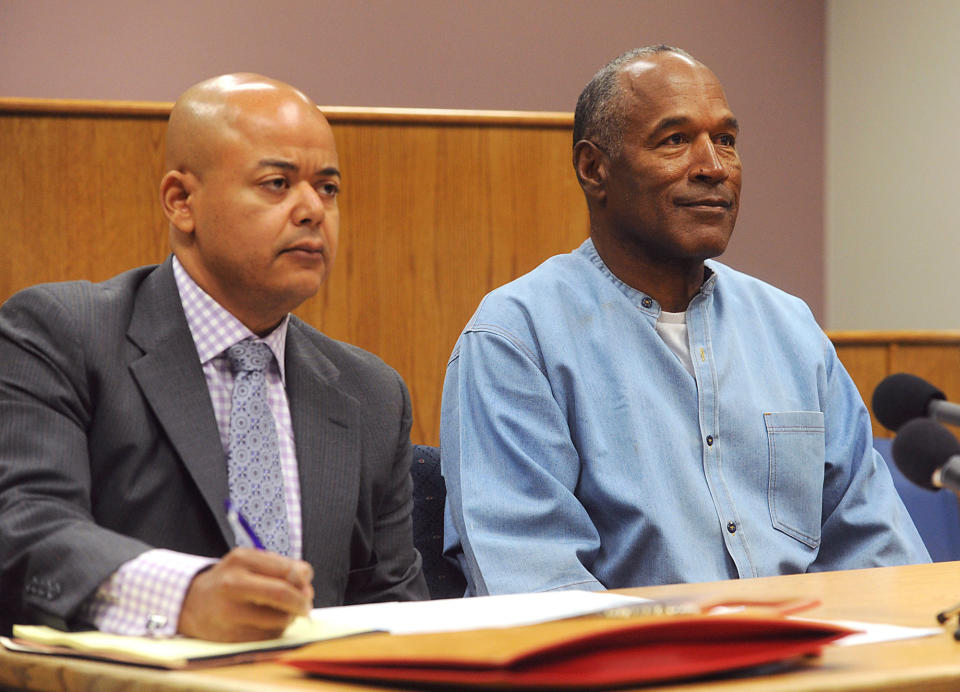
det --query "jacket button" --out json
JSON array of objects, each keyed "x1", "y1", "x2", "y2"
[
  {"x1": 706, "y1": 435, "x2": 714, "y2": 446},
  {"x1": 727, "y1": 521, "x2": 737, "y2": 534},
  {"x1": 641, "y1": 296, "x2": 653, "y2": 309}
]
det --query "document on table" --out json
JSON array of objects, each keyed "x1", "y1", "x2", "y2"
[
  {"x1": 309, "y1": 591, "x2": 944, "y2": 645},
  {"x1": 1, "y1": 592, "x2": 648, "y2": 669},
  {"x1": 4, "y1": 591, "x2": 940, "y2": 671},
  {"x1": 790, "y1": 617, "x2": 942, "y2": 646},
  {"x1": 2, "y1": 615, "x2": 370, "y2": 669},
  {"x1": 310, "y1": 590, "x2": 649, "y2": 634}
]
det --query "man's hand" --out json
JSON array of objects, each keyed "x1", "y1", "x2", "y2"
[{"x1": 178, "y1": 548, "x2": 314, "y2": 641}]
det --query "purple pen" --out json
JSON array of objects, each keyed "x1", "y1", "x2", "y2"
[{"x1": 225, "y1": 499, "x2": 265, "y2": 549}]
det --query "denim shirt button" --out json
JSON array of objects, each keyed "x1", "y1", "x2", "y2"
[
  {"x1": 706, "y1": 435, "x2": 714, "y2": 446},
  {"x1": 727, "y1": 521, "x2": 737, "y2": 534},
  {"x1": 640, "y1": 296, "x2": 653, "y2": 309}
]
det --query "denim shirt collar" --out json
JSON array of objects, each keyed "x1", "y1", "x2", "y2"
[{"x1": 575, "y1": 237, "x2": 718, "y2": 317}]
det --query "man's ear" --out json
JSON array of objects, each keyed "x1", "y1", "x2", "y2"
[
  {"x1": 573, "y1": 140, "x2": 608, "y2": 205},
  {"x1": 159, "y1": 170, "x2": 197, "y2": 233}
]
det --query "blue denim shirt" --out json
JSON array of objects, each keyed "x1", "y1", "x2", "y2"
[{"x1": 441, "y1": 239, "x2": 929, "y2": 596}]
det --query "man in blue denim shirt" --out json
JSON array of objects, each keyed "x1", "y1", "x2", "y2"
[{"x1": 440, "y1": 45, "x2": 929, "y2": 596}]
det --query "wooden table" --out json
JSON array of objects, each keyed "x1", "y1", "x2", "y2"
[{"x1": 3, "y1": 561, "x2": 960, "y2": 691}]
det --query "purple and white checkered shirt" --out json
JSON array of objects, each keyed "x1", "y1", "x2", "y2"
[{"x1": 82, "y1": 257, "x2": 303, "y2": 636}]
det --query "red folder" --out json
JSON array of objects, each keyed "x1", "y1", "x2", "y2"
[{"x1": 282, "y1": 607, "x2": 854, "y2": 688}]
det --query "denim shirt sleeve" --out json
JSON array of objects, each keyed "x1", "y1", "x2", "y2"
[
  {"x1": 811, "y1": 338, "x2": 930, "y2": 569},
  {"x1": 440, "y1": 325, "x2": 604, "y2": 596}
]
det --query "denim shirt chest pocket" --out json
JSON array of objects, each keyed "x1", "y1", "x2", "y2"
[{"x1": 764, "y1": 411, "x2": 825, "y2": 548}]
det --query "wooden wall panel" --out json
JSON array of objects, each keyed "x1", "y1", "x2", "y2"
[
  {"x1": 0, "y1": 110, "x2": 170, "y2": 295},
  {"x1": 301, "y1": 119, "x2": 588, "y2": 442},
  {"x1": 0, "y1": 100, "x2": 587, "y2": 445},
  {"x1": 890, "y1": 343, "x2": 960, "y2": 439},
  {"x1": 830, "y1": 343, "x2": 888, "y2": 436},
  {"x1": 4, "y1": 100, "x2": 960, "y2": 448},
  {"x1": 831, "y1": 332, "x2": 960, "y2": 438}
]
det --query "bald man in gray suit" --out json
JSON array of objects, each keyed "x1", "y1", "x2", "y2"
[{"x1": 0, "y1": 74, "x2": 427, "y2": 642}]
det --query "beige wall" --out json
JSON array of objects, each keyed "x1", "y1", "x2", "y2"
[
  {"x1": 0, "y1": 0, "x2": 826, "y2": 320},
  {"x1": 826, "y1": 0, "x2": 960, "y2": 329}
]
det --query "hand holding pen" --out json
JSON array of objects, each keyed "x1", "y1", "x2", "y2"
[
  {"x1": 225, "y1": 499, "x2": 311, "y2": 588},
  {"x1": 174, "y1": 501, "x2": 314, "y2": 642}
]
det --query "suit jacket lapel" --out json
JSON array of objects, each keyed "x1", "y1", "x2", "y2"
[
  {"x1": 285, "y1": 321, "x2": 361, "y2": 570},
  {"x1": 125, "y1": 258, "x2": 233, "y2": 545}
]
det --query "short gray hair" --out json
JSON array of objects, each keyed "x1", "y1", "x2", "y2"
[{"x1": 573, "y1": 45, "x2": 696, "y2": 156}]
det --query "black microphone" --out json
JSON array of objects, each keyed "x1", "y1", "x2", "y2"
[
  {"x1": 872, "y1": 372, "x2": 960, "y2": 431},
  {"x1": 891, "y1": 418, "x2": 960, "y2": 493},
  {"x1": 893, "y1": 420, "x2": 960, "y2": 630}
]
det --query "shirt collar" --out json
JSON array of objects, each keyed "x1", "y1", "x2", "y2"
[
  {"x1": 576, "y1": 237, "x2": 719, "y2": 311},
  {"x1": 172, "y1": 256, "x2": 289, "y2": 382}
]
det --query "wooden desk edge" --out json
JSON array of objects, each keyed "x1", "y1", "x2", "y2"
[{"x1": 3, "y1": 562, "x2": 960, "y2": 692}]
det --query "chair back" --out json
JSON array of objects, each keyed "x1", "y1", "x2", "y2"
[
  {"x1": 411, "y1": 445, "x2": 466, "y2": 598},
  {"x1": 875, "y1": 437, "x2": 960, "y2": 561}
]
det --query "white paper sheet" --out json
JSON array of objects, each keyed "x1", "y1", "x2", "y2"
[
  {"x1": 312, "y1": 592, "x2": 944, "y2": 645},
  {"x1": 311, "y1": 590, "x2": 648, "y2": 634},
  {"x1": 790, "y1": 617, "x2": 943, "y2": 646}
]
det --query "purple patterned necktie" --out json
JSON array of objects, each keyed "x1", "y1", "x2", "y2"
[{"x1": 225, "y1": 340, "x2": 290, "y2": 556}]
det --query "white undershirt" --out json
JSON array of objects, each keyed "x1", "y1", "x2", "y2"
[{"x1": 654, "y1": 310, "x2": 695, "y2": 376}]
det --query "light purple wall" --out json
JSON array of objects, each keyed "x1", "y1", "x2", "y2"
[{"x1": 0, "y1": 0, "x2": 825, "y2": 317}]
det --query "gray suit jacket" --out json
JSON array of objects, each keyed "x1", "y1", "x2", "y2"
[{"x1": 0, "y1": 258, "x2": 426, "y2": 631}]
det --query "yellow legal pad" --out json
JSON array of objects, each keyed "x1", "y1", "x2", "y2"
[{"x1": 4, "y1": 616, "x2": 371, "y2": 669}]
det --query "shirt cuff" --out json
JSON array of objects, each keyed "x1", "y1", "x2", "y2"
[{"x1": 80, "y1": 549, "x2": 216, "y2": 637}]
